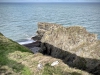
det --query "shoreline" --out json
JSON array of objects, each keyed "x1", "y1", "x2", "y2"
[
  {"x1": 17, "y1": 37, "x2": 41, "y2": 53},
  {"x1": 17, "y1": 38, "x2": 35, "y2": 45}
]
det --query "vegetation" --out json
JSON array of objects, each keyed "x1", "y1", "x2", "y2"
[
  {"x1": 0, "y1": 33, "x2": 92, "y2": 75},
  {"x1": 0, "y1": 33, "x2": 32, "y2": 75}
]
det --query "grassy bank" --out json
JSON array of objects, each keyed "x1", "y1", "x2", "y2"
[
  {"x1": 0, "y1": 33, "x2": 92, "y2": 75},
  {"x1": 0, "y1": 33, "x2": 32, "y2": 75}
]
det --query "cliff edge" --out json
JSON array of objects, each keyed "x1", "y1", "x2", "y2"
[{"x1": 36, "y1": 22, "x2": 100, "y2": 75}]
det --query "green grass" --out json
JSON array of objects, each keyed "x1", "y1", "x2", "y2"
[
  {"x1": 0, "y1": 33, "x2": 32, "y2": 75},
  {"x1": 42, "y1": 63, "x2": 63, "y2": 75},
  {"x1": 21, "y1": 67, "x2": 32, "y2": 75},
  {"x1": 42, "y1": 63, "x2": 82, "y2": 75}
]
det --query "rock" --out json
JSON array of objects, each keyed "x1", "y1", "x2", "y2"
[
  {"x1": 23, "y1": 41, "x2": 41, "y2": 48},
  {"x1": 30, "y1": 47, "x2": 41, "y2": 53},
  {"x1": 37, "y1": 22, "x2": 100, "y2": 74},
  {"x1": 23, "y1": 41, "x2": 41, "y2": 53},
  {"x1": 31, "y1": 35, "x2": 41, "y2": 41},
  {"x1": 0, "y1": 32, "x2": 3, "y2": 36},
  {"x1": 37, "y1": 61, "x2": 43, "y2": 70},
  {"x1": 32, "y1": 22, "x2": 63, "y2": 41},
  {"x1": 51, "y1": 61, "x2": 59, "y2": 66}
]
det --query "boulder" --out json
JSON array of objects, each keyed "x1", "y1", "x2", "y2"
[{"x1": 38, "y1": 22, "x2": 100, "y2": 74}]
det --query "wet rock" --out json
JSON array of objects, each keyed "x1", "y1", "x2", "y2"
[
  {"x1": 23, "y1": 41, "x2": 41, "y2": 48},
  {"x1": 31, "y1": 35, "x2": 41, "y2": 41},
  {"x1": 30, "y1": 47, "x2": 41, "y2": 53}
]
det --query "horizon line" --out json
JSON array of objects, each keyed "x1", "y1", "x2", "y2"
[{"x1": 0, "y1": 2, "x2": 100, "y2": 3}]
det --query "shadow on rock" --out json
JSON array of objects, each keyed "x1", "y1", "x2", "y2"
[{"x1": 39, "y1": 42, "x2": 100, "y2": 75}]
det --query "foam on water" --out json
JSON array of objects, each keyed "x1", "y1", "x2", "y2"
[{"x1": 17, "y1": 38, "x2": 35, "y2": 45}]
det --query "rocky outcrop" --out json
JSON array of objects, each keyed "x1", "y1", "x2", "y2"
[
  {"x1": 37, "y1": 22, "x2": 100, "y2": 75},
  {"x1": 32, "y1": 22, "x2": 63, "y2": 40}
]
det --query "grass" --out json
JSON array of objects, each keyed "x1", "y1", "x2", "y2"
[
  {"x1": 43, "y1": 63, "x2": 63, "y2": 75},
  {"x1": 21, "y1": 67, "x2": 32, "y2": 75},
  {"x1": 0, "y1": 33, "x2": 32, "y2": 75},
  {"x1": 0, "y1": 33, "x2": 92, "y2": 75}
]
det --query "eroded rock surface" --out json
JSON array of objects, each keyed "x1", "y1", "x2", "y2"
[
  {"x1": 37, "y1": 22, "x2": 100, "y2": 75},
  {"x1": 32, "y1": 22, "x2": 63, "y2": 40}
]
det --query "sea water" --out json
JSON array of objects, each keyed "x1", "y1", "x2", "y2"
[{"x1": 0, "y1": 3, "x2": 100, "y2": 44}]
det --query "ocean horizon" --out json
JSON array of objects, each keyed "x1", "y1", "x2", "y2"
[{"x1": 0, "y1": 2, "x2": 100, "y2": 43}]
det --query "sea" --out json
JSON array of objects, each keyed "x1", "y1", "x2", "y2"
[{"x1": 0, "y1": 2, "x2": 100, "y2": 44}]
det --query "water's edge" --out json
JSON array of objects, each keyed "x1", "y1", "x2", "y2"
[{"x1": 17, "y1": 38, "x2": 35, "y2": 45}]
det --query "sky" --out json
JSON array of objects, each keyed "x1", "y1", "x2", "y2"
[{"x1": 0, "y1": 0, "x2": 100, "y2": 3}]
